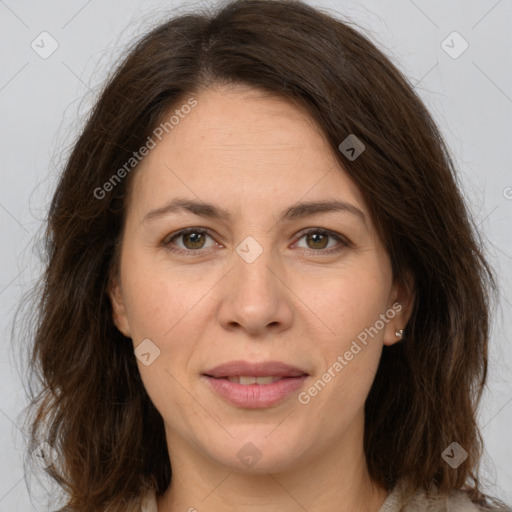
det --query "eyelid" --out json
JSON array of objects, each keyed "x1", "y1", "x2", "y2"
[
  {"x1": 162, "y1": 227, "x2": 219, "y2": 253},
  {"x1": 162, "y1": 226, "x2": 351, "y2": 255},
  {"x1": 292, "y1": 227, "x2": 351, "y2": 251}
]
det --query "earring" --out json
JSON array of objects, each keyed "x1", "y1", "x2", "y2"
[{"x1": 395, "y1": 329, "x2": 403, "y2": 339}]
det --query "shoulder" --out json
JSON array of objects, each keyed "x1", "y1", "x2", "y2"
[
  {"x1": 380, "y1": 479, "x2": 511, "y2": 512},
  {"x1": 52, "y1": 489, "x2": 157, "y2": 512},
  {"x1": 403, "y1": 490, "x2": 484, "y2": 512},
  {"x1": 139, "y1": 487, "x2": 158, "y2": 512},
  {"x1": 116, "y1": 487, "x2": 158, "y2": 512}
]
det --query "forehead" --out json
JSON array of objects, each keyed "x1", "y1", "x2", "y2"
[{"x1": 126, "y1": 85, "x2": 369, "y2": 225}]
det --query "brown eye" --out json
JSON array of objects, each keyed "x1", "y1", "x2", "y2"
[
  {"x1": 181, "y1": 231, "x2": 206, "y2": 250},
  {"x1": 305, "y1": 232, "x2": 329, "y2": 250},
  {"x1": 163, "y1": 228, "x2": 217, "y2": 254},
  {"x1": 294, "y1": 228, "x2": 349, "y2": 255}
]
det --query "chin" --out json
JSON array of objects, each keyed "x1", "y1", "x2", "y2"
[{"x1": 205, "y1": 432, "x2": 305, "y2": 474}]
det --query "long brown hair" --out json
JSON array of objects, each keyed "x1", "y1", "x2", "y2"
[{"x1": 15, "y1": 0, "x2": 508, "y2": 510}]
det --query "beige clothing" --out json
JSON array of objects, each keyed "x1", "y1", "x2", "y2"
[
  {"x1": 376, "y1": 478, "x2": 485, "y2": 511},
  {"x1": 138, "y1": 478, "x2": 504, "y2": 511}
]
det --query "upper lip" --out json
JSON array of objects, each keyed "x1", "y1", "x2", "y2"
[{"x1": 203, "y1": 360, "x2": 309, "y2": 378}]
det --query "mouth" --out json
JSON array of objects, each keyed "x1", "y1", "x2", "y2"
[
  {"x1": 204, "y1": 375, "x2": 303, "y2": 384},
  {"x1": 203, "y1": 359, "x2": 309, "y2": 379},
  {"x1": 201, "y1": 360, "x2": 309, "y2": 408}
]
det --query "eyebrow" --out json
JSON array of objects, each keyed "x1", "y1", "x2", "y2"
[{"x1": 142, "y1": 197, "x2": 367, "y2": 227}]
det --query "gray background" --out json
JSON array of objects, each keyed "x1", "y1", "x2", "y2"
[{"x1": 0, "y1": 0, "x2": 511, "y2": 509}]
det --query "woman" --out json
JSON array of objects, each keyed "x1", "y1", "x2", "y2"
[{"x1": 19, "y1": 0, "x2": 511, "y2": 510}]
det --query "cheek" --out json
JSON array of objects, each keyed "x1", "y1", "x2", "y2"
[
  {"x1": 312, "y1": 265, "x2": 391, "y2": 341},
  {"x1": 121, "y1": 264, "x2": 200, "y2": 424},
  {"x1": 304, "y1": 263, "x2": 390, "y2": 402},
  {"x1": 120, "y1": 257, "x2": 207, "y2": 341}
]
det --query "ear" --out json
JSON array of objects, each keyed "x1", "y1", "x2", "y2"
[
  {"x1": 108, "y1": 272, "x2": 132, "y2": 338},
  {"x1": 383, "y1": 271, "x2": 415, "y2": 346}
]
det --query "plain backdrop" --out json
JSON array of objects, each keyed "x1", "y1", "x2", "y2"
[{"x1": 0, "y1": 0, "x2": 511, "y2": 510}]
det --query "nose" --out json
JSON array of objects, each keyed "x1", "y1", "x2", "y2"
[{"x1": 217, "y1": 237, "x2": 294, "y2": 337}]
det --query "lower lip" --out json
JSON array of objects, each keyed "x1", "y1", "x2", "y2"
[{"x1": 202, "y1": 375, "x2": 308, "y2": 408}]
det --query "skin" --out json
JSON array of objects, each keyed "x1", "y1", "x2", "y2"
[{"x1": 109, "y1": 84, "x2": 415, "y2": 512}]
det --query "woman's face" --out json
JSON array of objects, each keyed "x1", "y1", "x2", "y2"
[{"x1": 110, "y1": 84, "x2": 413, "y2": 474}]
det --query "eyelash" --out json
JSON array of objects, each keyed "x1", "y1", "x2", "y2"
[{"x1": 162, "y1": 227, "x2": 350, "y2": 256}]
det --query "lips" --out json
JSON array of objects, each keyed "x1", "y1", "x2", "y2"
[
  {"x1": 202, "y1": 360, "x2": 309, "y2": 408},
  {"x1": 203, "y1": 360, "x2": 309, "y2": 379}
]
